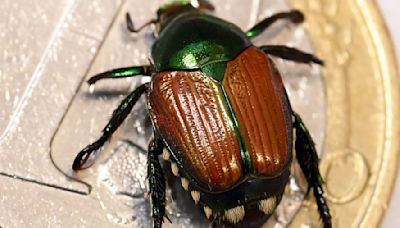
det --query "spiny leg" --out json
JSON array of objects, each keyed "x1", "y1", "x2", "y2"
[
  {"x1": 87, "y1": 65, "x2": 152, "y2": 85},
  {"x1": 293, "y1": 112, "x2": 332, "y2": 228},
  {"x1": 147, "y1": 137, "x2": 168, "y2": 228},
  {"x1": 72, "y1": 84, "x2": 147, "y2": 170},
  {"x1": 246, "y1": 10, "x2": 304, "y2": 38},
  {"x1": 260, "y1": 45, "x2": 324, "y2": 65}
]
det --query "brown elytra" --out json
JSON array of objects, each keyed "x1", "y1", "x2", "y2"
[
  {"x1": 223, "y1": 46, "x2": 292, "y2": 177},
  {"x1": 147, "y1": 46, "x2": 292, "y2": 192}
]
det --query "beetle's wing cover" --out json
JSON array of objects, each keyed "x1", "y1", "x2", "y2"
[
  {"x1": 223, "y1": 46, "x2": 293, "y2": 177},
  {"x1": 148, "y1": 71, "x2": 243, "y2": 191}
]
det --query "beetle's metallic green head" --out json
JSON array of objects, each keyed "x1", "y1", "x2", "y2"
[{"x1": 155, "y1": 0, "x2": 214, "y2": 33}]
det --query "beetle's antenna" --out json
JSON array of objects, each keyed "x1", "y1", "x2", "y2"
[{"x1": 126, "y1": 13, "x2": 157, "y2": 33}]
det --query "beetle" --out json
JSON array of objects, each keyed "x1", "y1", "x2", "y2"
[{"x1": 72, "y1": 0, "x2": 332, "y2": 227}]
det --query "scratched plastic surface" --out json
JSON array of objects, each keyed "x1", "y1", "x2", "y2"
[{"x1": 0, "y1": 0, "x2": 325, "y2": 227}]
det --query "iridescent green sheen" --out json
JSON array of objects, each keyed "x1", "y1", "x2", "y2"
[
  {"x1": 246, "y1": 23, "x2": 268, "y2": 38},
  {"x1": 246, "y1": 11, "x2": 304, "y2": 38},
  {"x1": 246, "y1": 29, "x2": 261, "y2": 38},
  {"x1": 169, "y1": 41, "x2": 227, "y2": 69},
  {"x1": 220, "y1": 85, "x2": 254, "y2": 175},
  {"x1": 246, "y1": 16, "x2": 274, "y2": 38},
  {"x1": 112, "y1": 68, "x2": 143, "y2": 77},
  {"x1": 201, "y1": 62, "x2": 226, "y2": 82},
  {"x1": 87, "y1": 66, "x2": 151, "y2": 85},
  {"x1": 152, "y1": 12, "x2": 250, "y2": 71}
]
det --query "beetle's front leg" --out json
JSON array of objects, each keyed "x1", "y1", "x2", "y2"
[
  {"x1": 87, "y1": 65, "x2": 153, "y2": 85},
  {"x1": 72, "y1": 84, "x2": 147, "y2": 170},
  {"x1": 293, "y1": 112, "x2": 332, "y2": 228},
  {"x1": 147, "y1": 137, "x2": 168, "y2": 228}
]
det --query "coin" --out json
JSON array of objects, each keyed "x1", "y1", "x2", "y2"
[
  {"x1": 0, "y1": 0, "x2": 398, "y2": 227},
  {"x1": 289, "y1": 0, "x2": 400, "y2": 227}
]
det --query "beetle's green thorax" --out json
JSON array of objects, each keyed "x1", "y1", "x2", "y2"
[
  {"x1": 151, "y1": 12, "x2": 251, "y2": 79},
  {"x1": 201, "y1": 62, "x2": 226, "y2": 81}
]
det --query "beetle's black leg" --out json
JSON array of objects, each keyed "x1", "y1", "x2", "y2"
[
  {"x1": 72, "y1": 84, "x2": 147, "y2": 170},
  {"x1": 126, "y1": 13, "x2": 157, "y2": 33},
  {"x1": 293, "y1": 112, "x2": 332, "y2": 228},
  {"x1": 147, "y1": 137, "x2": 168, "y2": 228},
  {"x1": 87, "y1": 65, "x2": 152, "y2": 85},
  {"x1": 260, "y1": 45, "x2": 324, "y2": 65},
  {"x1": 246, "y1": 10, "x2": 304, "y2": 38}
]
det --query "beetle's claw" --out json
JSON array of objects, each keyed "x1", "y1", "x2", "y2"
[
  {"x1": 72, "y1": 149, "x2": 91, "y2": 171},
  {"x1": 72, "y1": 136, "x2": 106, "y2": 171}
]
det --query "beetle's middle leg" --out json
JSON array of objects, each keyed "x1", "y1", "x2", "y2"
[
  {"x1": 293, "y1": 112, "x2": 332, "y2": 228},
  {"x1": 147, "y1": 137, "x2": 168, "y2": 228},
  {"x1": 72, "y1": 83, "x2": 147, "y2": 170},
  {"x1": 260, "y1": 45, "x2": 324, "y2": 65},
  {"x1": 246, "y1": 10, "x2": 304, "y2": 38}
]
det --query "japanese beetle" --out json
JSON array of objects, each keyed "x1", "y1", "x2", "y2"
[{"x1": 72, "y1": 0, "x2": 331, "y2": 227}]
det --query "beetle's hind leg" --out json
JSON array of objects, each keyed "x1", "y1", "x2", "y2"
[
  {"x1": 246, "y1": 10, "x2": 304, "y2": 38},
  {"x1": 260, "y1": 45, "x2": 324, "y2": 65},
  {"x1": 293, "y1": 112, "x2": 332, "y2": 228},
  {"x1": 87, "y1": 65, "x2": 152, "y2": 85},
  {"x1": 72, "y1": 84, "x2": 147, "y2": 170},
  {"x1": 147, "y1": 137, "x2": 169, "y2": 228}
]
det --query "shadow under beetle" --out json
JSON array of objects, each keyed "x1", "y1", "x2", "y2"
[{"x1": 72, "y1": 0, "x2": 332, "y2": 227}]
